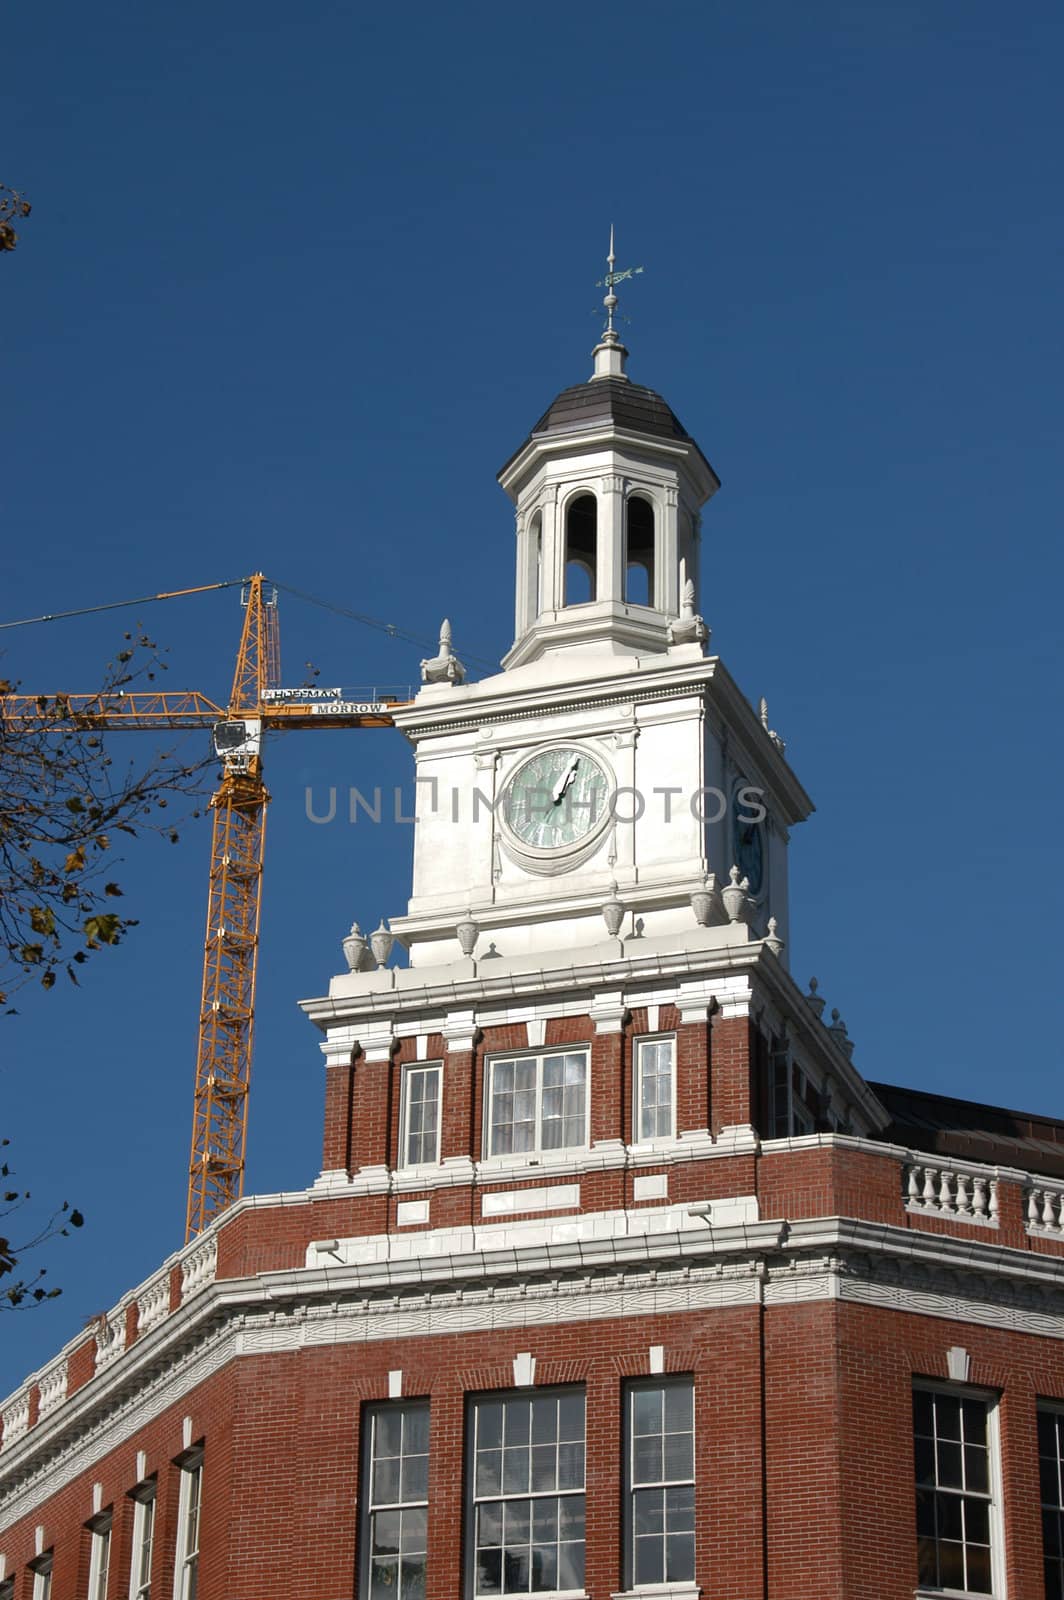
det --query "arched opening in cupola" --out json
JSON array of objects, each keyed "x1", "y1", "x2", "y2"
[
  {"x1": 564, "y1": 493, "x2": 597, "y2": 605},
  {"x1": 625, "y1": 495, "x2": 655, "y2": 606},
  {"x1": 529, "y1": 510, "x2": 542, "y2": 618}
]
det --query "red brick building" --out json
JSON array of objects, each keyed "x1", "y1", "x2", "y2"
[{"x1": 3, "y1": 316, "x2": 1063, "y2": 1600}]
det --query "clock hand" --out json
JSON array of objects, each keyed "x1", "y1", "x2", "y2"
[{"x1": 552, "y1": 757, "x2": 579, "y2": 805}]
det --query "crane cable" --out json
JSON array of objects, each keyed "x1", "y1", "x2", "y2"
[
  {"x1": 0, "y1": 578, "x2": 245, "y2": 631},
  {"x1": 272, "y1": 581, "x2": 497, "y2": 671},
  {"x1": 0, "y1": 576, "x2": 495, "y2": 672}
]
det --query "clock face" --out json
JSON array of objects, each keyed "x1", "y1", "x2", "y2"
[
  {"x1": 503, "y1": 745, "x2": 611, "y2": 853},
  {"x1": 732, "y1": 804, "x2": 765, "y2": 896}
]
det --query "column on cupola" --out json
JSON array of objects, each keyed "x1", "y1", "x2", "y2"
[
  {"x1": 514, "y1": 509, "x2": 531, "y2": 638},
  {"x1": 600, "y1": 473, "x2": 625, "y2": 604},
  {"x1": 538, "y1": 483, "x2": 561, "y2": 616},
  {"x1": 661, "y1": 485, "x2": 681, "y2": 615}
]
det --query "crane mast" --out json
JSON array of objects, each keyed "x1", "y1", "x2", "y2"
[
  {"x1": 187, "y1": 575, "x2": 277, "y2": 1241},
  {"x1": 1, "y1": 573, "x2": 411, "y2": 1243}
]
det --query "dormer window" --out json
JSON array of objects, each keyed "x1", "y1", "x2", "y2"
[
  {"x1": 564, "y1": 494, "x2": 597, "y2": 605},
  {"x1": 625, "y1": 495, "x2": 655, "y2": 606}
]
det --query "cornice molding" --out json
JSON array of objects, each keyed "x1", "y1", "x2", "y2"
[{"x1": 7, "y1": 1214, "x2": 1064, "y2": 1530}]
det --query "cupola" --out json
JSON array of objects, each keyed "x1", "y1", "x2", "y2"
[{"x1": 498, "y1": 232, "x2": 720, "y2": 670}]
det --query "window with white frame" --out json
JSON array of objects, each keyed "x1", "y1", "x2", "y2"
[
  {"x1": 129, "y1": 1480, "x2": 156, "y2": 1600},
  {"x1": 468, "y1": 1389, "x2": 585, "y2": 1597},
  {"x1": 173, "y1": 1453, "x2": 202, "y2": 1600},
  {"x1": 485, "y1": 1052, "x2": 588, "y2": 1158},
  {"x1": 88, "y1": 1514, "x2": 112, "y2": 1600},
  {"x1": 30, "y1": 1555, "x2": 52, "y2": 1600},
  {"x1": 625, "y1": 1380, "x2": 696, "y2": 1587},
  {"x1": 361, "y1": 1400, "x2": 430, "y2": 1600},
  {"x1": 913, "y1": 1385, "x2": 997, "y2": 1595},
  {"x1": 400, "y1": 1064, "x2": 442, "y2": 1167},
  {"x1": 1039, "y1": 1405, "x2": 1064, "y2": 1599},
  {"x1": 634, "y1": 1037, "x2": 675, "y2": 1142},
  {"x1": 768, "y1": 1042, "x2": 816, "y2": 1138}
]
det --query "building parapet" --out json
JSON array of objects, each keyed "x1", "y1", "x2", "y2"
[
  {"x1": 1026, "y1": 1181, "x2": 1064, "y2": 1237},
  {"x1": 904, "y1": 1162, "x2": 999, "y2": 1227}
]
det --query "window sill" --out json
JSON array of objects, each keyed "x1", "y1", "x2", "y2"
[
  {"x1": 477, "y1": 1592, "x2": 586, "y2": 1600},
  {"x1": 913, "y1": 1590, "x2": 998, "y2": 1599},
  {"x1": 611, "y1": 1585, "x2": 701, "y2": 1600}
]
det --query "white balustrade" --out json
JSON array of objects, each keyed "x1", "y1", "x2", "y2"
[
  {"x1": 1, "y1": 1391, "x2": 30, "y2": 1449},
  {"x1": 904, "y1": 1163, "x2": 998, "y2": 1225},
  {"x1": 137, "y1": 1272, "x2": 171, "y2": 1335},
  {"x1": 94, "y1": 1308, "x2": 127, "y2": 1373},
  {"x1": 180, "y1": 1233, "x2": 218, "y2": 1300},
  {"x1": 36, "y1": 1361, "x2": 67, "y2": 1419},
  {"x1": 1026, "y1": 1186, "x2": 1064, "y2": 1236}
]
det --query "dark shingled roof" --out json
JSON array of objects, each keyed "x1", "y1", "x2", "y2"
[
  {"x1": 530, "y1": 377, "x2": 693, "y2": 443},
  {"x1": 871, "y1": 1080, "x2": 1064, "y2": 1182},
  {"x1": 499, "y1": 375, "x2": 718, "y2": 482}
]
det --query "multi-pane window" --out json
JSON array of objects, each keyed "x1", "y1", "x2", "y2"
[
  {"x1": 30, "y1": 1557, "x2": 52, "y2": 1600},
  {"x1": 470, "y1": 1390, "x2": 585, "y2": 1597},
  {"x1": 129, "y1": 1481, "x2": 156, "y2": 1600},
  {"x1": 88, "y1": 1515, "x2": 112, "y2": 1600},
  {"x1": 400, "y1": 1065, "x2": 442, "y2": 1167},
  {"x1": 634, "y1": 1038, "x2": 675, "y2": 1142},
  {"x1": 913, "y1": 1386, "x2": 995, "y2": 1595},
  {"x1": 1039, "y1": 1407, "x2": 1064, "y2": 1599},
  {"x1": 175, "y1": 1456, "x2": 202, "y2": 1600},
  {"x1": 768, "y1": 1045, "x2": 815, "y2": 1138},
  {"x1": 486, "y1": 1053, "x2": 588, "y2": 1158},
  {"x1": 363, "y1": 1402, "x2": 430, "y2": 1600},
  {"x1": 625, "y1": 1381, "x2": 696, "y2": 1586}
]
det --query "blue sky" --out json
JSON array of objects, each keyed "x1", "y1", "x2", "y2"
[{"x1": 2, "y1": 0, "x2": 1061, "y2": 1393}]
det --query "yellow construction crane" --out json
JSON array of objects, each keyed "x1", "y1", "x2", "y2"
[{"x1": 1, "y1": 574, "x2": 410, "y2": 1239}]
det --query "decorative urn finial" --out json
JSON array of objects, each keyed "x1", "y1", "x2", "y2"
[
  {"x1": 601, "y1": 880, "x2": 625, "y2": 938},
  {"x1": 370, "y1": 919, "x2": 395, "y2": 968},
  {"x1": 456, "y1": 911, "x2": 479, "y2": 958},
  {"x1": 342, "y1": 922, "x2": 368, "y2": 973},
  {"x1": 420, "y1": 619, "x2": 467, "y2": 686}
]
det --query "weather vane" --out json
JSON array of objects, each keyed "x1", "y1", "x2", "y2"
[{"x1": 595, "y1": 225, "x2": 645, "y2": 335}]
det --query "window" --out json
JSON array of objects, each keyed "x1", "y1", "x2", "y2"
[
  {"x1": 469, "y1": 1390, "x2": 585, "y2": 1598},
  {"x1": 634, "y1": 1037, "x2": 675, "y2": 1142},
  {"x1": 0, "y1": 1579, "x2": 13, "y2": 1600},
  {"x1": 564, "y1": 495, "x2": 597, "y2": 605},
  {"x1": 913, "y1": 1386, "x2": 996, "y2": 1595},
  {"x1": 625, "y1": 497, "x2": 655, "y2": 607},
  {"x1": 88, "y1": 1515, "x2": 112, "y2": 1600},
  {"x1": 129, "y1": 1481, "x2": 156, "y2": 1600},
  {"x1": 625, "y1": 1380, "x2": 695, "y2": 1587},
  {"x1": 1039, "y1": 1406, "x2": 1064, "y2": 1599},
  {"x1": 768, "y1": 1042, "x2": 816, "y2": 1138},
  {"x1": 400, "y1": 1065, "x2": 442, "y2": 1167},
  {"x1": 30, "y1": 1556, "x2": 52, "y2": 1600},
  {"x1": 486, "y1": 1052, "x2": 588, "y2": 1158},
  {"x1": 174, "y1": 1455, "x2": 202, "y2": 1600},
  {"x1": 362, "y1": 1401, "x2": 429, "y2": 1600}
]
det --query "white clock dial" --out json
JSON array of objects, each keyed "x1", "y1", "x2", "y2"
[{"x1": 503, "y1": 746, "x2": 611, "y2": 852}]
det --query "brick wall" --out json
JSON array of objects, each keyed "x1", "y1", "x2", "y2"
[{"x1": 6, "y1": 1294, "x2": 1064, "y2": 1598}]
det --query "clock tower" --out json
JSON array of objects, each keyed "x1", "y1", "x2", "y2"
[{"x1": 384, "y1": 256, "x2": 812, "y2": 973}]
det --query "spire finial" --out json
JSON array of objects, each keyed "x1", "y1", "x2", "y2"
[{"x1": 591, "y1": 226, "x2": 643, "y2": 381}]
